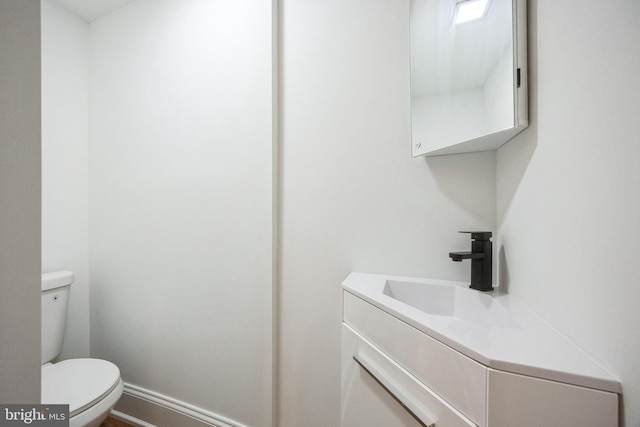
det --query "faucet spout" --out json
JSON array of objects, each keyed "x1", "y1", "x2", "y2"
[{"x1": 449, "y1": 251, "x2": 485, "y2": 262}]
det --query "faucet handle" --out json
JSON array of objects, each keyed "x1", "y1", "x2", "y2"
[{"x1": 459, "y1": 231, "x2": 492, "y2": 241}]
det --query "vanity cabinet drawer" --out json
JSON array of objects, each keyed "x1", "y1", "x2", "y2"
[
  {"x1": 342, "y1": 324, "x2": 476, "y2": 427},
  {"x1": 343, "y1": 291, "x2": 487, "y2": 426},
  {"x1": 487, "y1": 369, "x2": 619, "y2": 427}
]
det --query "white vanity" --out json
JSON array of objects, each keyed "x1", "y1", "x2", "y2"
[{"x1": 341, "y1": 273, "x2": 620, "y2": 427}]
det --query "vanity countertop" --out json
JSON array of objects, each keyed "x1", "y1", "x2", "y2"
[{"x1": 343, "y1": 272, "x2": 621, "y2": 394}]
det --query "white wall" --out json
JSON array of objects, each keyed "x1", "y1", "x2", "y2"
[
  {"x1": 497, "y1": 1, "x2": 640, "y2": 426},
  {"x1": 88, "y1": 1, "x2": 274, "y2": 426},
  {"x1": 41, "y1": 0, "x2": 90, "y2": 360},
  {"x1": 0, "y1": 0, "x2": 41, "y2": 404},
  {"x1": 278, "y1": 0, "x2": 496, "y2": 425}
]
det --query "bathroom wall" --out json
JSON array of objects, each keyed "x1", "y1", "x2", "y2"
[
  {"x1": 88, "y1": 1, "x2": 274, "y2": 426},
  {"x1": 278, "y1": 0, "x2": 496, "y2": 425},
  {"x1": 0, "y1": 0, "x2": 41, "y2": 404},
  {"x1": 496, "y1": 1, "x2": 640, "y2": 426},
  {"x1": 41, "y1": 0, "x2": 90, "y2": 361}
]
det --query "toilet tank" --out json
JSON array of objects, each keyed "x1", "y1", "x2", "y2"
[{"x1": 41, "y1": 271, "x2": 74, "y2": 364}]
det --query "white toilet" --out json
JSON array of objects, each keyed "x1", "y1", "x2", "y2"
[{"x1": 41, "y1": 271, "x2": 124, "y2": 427}]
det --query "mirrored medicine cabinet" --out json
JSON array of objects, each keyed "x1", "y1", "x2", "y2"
[{"x1": 411, "y1": 0, "x2": 528, "y2": 157}]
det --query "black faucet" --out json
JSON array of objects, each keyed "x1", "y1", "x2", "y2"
[{"x1": 449, "y1": 231, "x2": 493, "y2": 292}]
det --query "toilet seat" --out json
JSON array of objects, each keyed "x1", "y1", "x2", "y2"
[{"x1": 42, "y1": 358, "x2": 121, "y2": 417}]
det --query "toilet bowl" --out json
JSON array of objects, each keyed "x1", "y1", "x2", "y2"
[{"x1": 41, "y1": 271, "x2": 123, "y2": 427}]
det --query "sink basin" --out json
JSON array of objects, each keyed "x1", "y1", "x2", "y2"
[
  {"x1": 383, "y1": 280, "x2": 520, "y2": 328},
  {"x1": 342, "y1": 273, "x2": 621, "y2": 395}
]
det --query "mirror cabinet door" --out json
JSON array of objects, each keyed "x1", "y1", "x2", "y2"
[{"x1": 411, "y1": 0, "x2": 527, "y2": 157}]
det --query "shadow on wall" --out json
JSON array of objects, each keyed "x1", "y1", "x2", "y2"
[
  {"x1": 498, "y1": 246, "x2": 510, "y2": 293},
  {"x1": 495, "y1": 0, "x2": 540, "y2": 292},
  {"x1": 496, "y1": 0, "x2": 539, "y2": 219},
  {"x1": 424, "y1": 151, "x2": 497, "y2": 219}
]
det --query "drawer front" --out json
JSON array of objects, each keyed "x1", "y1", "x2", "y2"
[
  {"x1": 344, "y1": 291, "x2": 487, "y2": 426},
  {"x1": 343, "y1": 324, "x2": 477, "y2": 427},
  {"x1": 487, "y1": 369, "x2": 619, "y2": 427}
]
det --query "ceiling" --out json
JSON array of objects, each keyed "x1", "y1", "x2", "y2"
[{"x1": 51, "y1": 0, "x2": 137, "y2": 22}]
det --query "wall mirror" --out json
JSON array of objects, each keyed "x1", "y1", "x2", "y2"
[{"x1": 411, "y1": 0, "x2": 528, "y2": 157}]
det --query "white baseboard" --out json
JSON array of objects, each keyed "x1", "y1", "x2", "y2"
[{"x1": 114, "y1": 382, "x2": 249, "y2": 427}]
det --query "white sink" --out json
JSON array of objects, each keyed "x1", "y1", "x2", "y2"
[
  {"x1": 342, "y1": 273, "x2": 621, "y2": 394},
  {"x1": 343, "y1": 273, "x2": 621, "y2": 427},
  {"x1": 382, "y1": 280, "x2": 520, "y2": 328}
]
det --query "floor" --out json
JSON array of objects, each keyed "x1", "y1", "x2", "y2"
[{"x1": 100, "y1": 416, "x2": 137, "y2": 427}]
